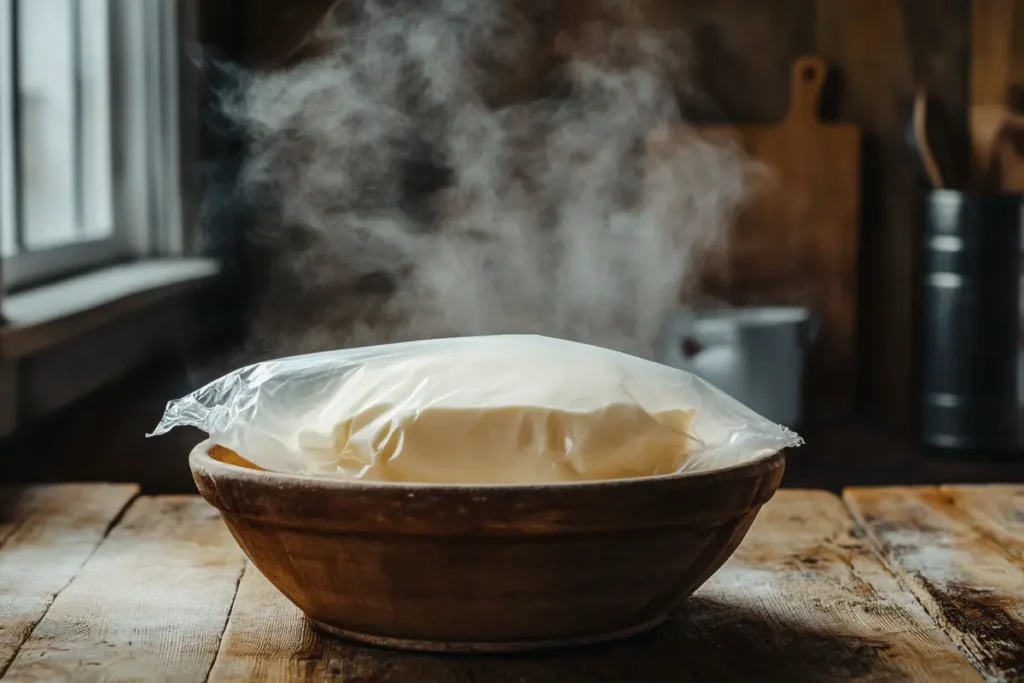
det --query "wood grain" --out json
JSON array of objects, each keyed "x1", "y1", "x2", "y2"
[
  {"x1": 1, "y1": 496, "x2": 246, "y2": 683},
  {"x1": 683, "y1": 488, "x2": 980, "y2": 681},
  {"x1": 677, "y1": 55, "x2": 860, "y2": 416},
  {"x1": 968, "y1": 0, "x2": 1021, "y2": 186},
  {"x1": 207, "y1": 490, "x2": 977, "y2": 682},
  {"x1": 674, "y1": 0, "x2": 817, "y2": 124},
  {"x1": 206, "y1": 564, "x2": 321, "y2": 683},
  {"x1": 971, "y1": 0, "x2": 1024, "y2": 110},
  {"x1": 0, "y1": 484, "x2": 138, "y2": 677},
  {"x1": 845, "y1": 485, "x2": 1024, "y2": 682}
]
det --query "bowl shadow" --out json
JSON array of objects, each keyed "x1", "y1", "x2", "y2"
[{"x1": 282, "y1": 595, "x2": 900, "y2": 683}]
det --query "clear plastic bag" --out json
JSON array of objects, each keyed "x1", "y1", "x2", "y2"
[{"x1": 151, "y1": 334, "x2": 801, "y2": 483}]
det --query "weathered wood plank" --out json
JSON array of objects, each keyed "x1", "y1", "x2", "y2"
[
  {"x1": 942, "y1": 485, "x2": 1024, "y2": 551},
  {"x1": 208, "y1": 490, "x2": 978, "y2": 682},
  {"x1": 1, "y1": 496, "x2": 246, "y2": 683},
  {"x1": 0, "y1": 484, "x2": 139, "y2": 677},
  {"x1": 845, "y1": 485, "x2": 1024, "y2": 682},
  {"x1": 683, "y1": 489, "x2": 980, "y2": 681}
]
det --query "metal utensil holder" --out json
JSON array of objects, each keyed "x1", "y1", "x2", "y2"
[{"x1": 918, "y1": 190, "x2": 1023, "y2": 456}]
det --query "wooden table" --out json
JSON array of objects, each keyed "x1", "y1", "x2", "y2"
[{"x1": 1, "y1": 484, "x2": 1022, "y2": 682}]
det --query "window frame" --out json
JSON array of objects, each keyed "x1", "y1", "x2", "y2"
[{"x1": 0, "y1": 0, "x2": 185, "y2": 292}]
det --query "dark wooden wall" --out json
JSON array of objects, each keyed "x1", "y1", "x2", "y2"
[
  {"x1": 682, "y1": 0, "x2": 966, "y2": 432},
  {"x1": 552, "y1": 0, "x2": 968, "y2": 434},
  {"x1": 198, "y1": 0, "x2": 975, "y2": 432},
  {"x1": 10, "y1": 0, "x2": 1014, "y2": 495},
  {"x1": 660, "y1": 0, "x2": 967, "y2": 433}
]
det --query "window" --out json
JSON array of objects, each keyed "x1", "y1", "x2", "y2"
[{"x1": 0, "y1": 0, "x2": 183, "y2": 291}]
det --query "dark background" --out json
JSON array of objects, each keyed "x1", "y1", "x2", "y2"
[{"x1": 7, "y1": 0, "x2": 1024, "y2": 492}]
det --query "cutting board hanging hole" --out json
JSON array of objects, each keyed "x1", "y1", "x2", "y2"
[{"x1": 787, "y1": 56, "x2": 827, "y2": 124}]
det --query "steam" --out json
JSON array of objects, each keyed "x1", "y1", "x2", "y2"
[{"x1": 222, "y1": 0, "x2": 752, "y2": 360}]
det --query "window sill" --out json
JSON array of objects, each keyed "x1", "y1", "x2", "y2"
[
  {"x1": 2, "y1": 258, "x2": 219, "y2": 358},
  {"x1": 0, "y1": 258, "x2": 221, "y2": 436}
]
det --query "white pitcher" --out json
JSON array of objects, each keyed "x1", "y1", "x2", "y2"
[{"x1": 659, "y1": 307, "x2": 820, "y2": 428}]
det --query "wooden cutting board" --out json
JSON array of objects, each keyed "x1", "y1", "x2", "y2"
[{"x1": 649, "y1": 56, "x2": 861, "y2": 415}]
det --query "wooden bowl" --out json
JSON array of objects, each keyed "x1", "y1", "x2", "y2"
[{"x1": 190, "y1": 442, "x2": 785, "y2": 652}]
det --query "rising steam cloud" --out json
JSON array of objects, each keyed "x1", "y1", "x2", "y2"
[{"x1": 222, "y1": 0, "x2": 753, "y2": 361}]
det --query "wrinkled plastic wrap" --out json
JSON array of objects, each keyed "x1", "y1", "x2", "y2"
[{"x1": 152, "y1": 335, "x2": 801, "y2": 483}]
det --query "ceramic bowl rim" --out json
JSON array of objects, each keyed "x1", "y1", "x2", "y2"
[{"x1": 190, "y1": 439, "x2": 787, "y2": 494}]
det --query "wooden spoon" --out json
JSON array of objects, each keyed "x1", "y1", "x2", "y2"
[
  {"x1": 909, "y1": 91, "x2": 943, "y2": 188},
  {"x1": 970, "y1": 104, "x2": 1024, "y2": 190},
  {"x1": 994, "y1": 126, "x2": 1024, "y2": 193},
  {"x1": 905, "y1": 90, "x2": 966, "y2": 189}
]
